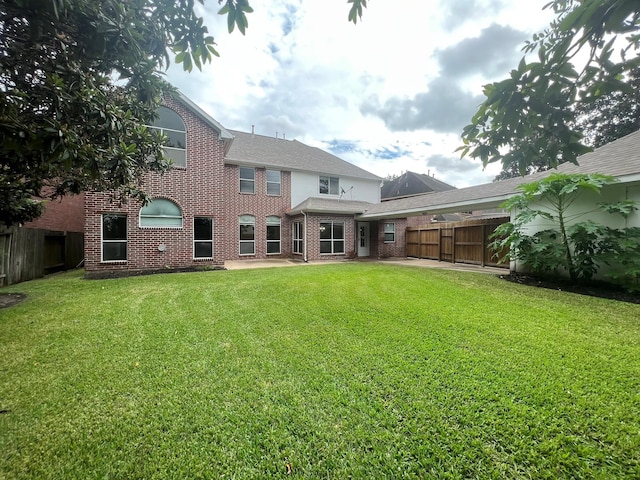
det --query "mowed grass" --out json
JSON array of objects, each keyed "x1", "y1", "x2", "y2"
[{"x1": 0, "y1": 264, "x2": 639, "y2": 479}]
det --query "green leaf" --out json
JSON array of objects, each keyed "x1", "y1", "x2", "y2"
[
  {"x1": 174, "y1": 51, "x2": 187, "y2": 64},
  {"x1": 227, "y1": 9, "x2": 236, "y2": 33},
  {"x1": 598, "y1": 200, "x2": 639, "y2": 218}
]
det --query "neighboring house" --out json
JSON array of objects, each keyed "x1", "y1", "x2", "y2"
[
  {"x1": 382, "y1": 171, "x2": 463, "y2": 227},
  {"x1": 381, "y1": 171, "x2": 510, "y2": 227},
  {"x1": 381, "y1": 170, "x2": 456, "y2": 201}
]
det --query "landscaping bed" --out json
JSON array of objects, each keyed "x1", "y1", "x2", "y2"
[{"x1": 500, "y1": 273, "x2": 640, "y2": 304}]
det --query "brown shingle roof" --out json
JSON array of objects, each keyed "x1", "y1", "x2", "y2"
[
  {"x1": 381, "y1": 171, "x2": 456, "y2": 200},
  {"x1": 226, "y1": 130, "x2": 382, "y2": 181},
  {"x1": 288, "y1": 197, "x2": 373, "y2": 216},
  {"x1": 360, "y1": 129, "x2": 640, "y2": 219}
]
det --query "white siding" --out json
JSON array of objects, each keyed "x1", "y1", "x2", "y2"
[
  {"x1": 516, "y1": 184, "x2": 640, "y2": 234},
  {"x1": 291, "y1": 171, "x2": 381, "y2": 207},
  {"x1": 511, "y1": 183, "x2": 640, "y2": 274}
]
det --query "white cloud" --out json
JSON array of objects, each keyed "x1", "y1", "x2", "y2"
[{"x1": 168, "y1": 0, "x2": 556, "y2": 188}]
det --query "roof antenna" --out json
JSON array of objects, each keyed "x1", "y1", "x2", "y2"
[{"x1": 339, "y1": 186, "x2": 353, "y2": 200}]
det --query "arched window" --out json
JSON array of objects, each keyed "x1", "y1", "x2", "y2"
[
  {"x1": 151, "y1": 106, "x2": 187, "y2": 168},
  {"x1": 140, "y1": 199, "x2": 183, "y2": 228}
]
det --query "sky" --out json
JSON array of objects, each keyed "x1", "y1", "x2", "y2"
[{"x1": 166, "y1": 0, "x2": 557, "y2": 188}]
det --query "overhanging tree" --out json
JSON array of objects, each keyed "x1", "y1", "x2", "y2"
[
  {"x1": 1, "y1": 0, "x2": 226, "y2": 226},
  {"x1": 0, "y1": 0, "x2": 369, "y2": 226},
  {"x1": 493, "y1": 67, "x2": 640, "y2": 181},
  {"x1": 572, "y1": 67, "x2": 640, "y2": 148},
  {"x1": 458, "y1": 1, "x2": 640, "y2": 177}
]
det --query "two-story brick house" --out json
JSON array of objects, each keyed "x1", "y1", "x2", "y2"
[{"x1": 83, "y1": 91, "x2": 390, "y2": 277}]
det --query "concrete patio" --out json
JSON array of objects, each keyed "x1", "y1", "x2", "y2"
[{"x1": 224, "y1": 257, "x2": 507, "y2": 275}]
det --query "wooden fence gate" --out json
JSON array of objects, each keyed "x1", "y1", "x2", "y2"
[{"x1": 406, "y1": 218, "x2": 509, "y2": 268}]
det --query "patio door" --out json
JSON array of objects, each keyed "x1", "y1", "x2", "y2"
[{"x1": 357, "y1": 222, "x2": 370, "y2": 257}]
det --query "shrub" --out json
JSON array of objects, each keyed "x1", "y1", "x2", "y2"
[{"x1": 490, "y1": 173, "x2": 639, "y2": 288}]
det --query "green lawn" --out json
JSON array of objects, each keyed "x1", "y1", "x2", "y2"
[{"x1": 1, "y1": 264, "x2": 639, "y2": 479}]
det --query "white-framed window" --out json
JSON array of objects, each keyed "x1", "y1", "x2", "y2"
[
  {"x1": 239, "y1": 215, "x2": 255, "y2": 255},
  {"x1": 240, "y1": 167, "x2": 255, "y2": 194},
  {"x1": 384, "y1": 222, "x2": 396, "y2": 243},
  {"x1": 293, "y1": 222, "x2": 304, "y2": 255},
  {"x1": 266, "y1": 216, "x2": 281, "y2": 254},
  {"x1": 320, "y1": 221, "x2": 345, "y2": 254},
  {"x1": 140, "y1": 199, "x2": 182, "y2": 228},
  {"x1": 150, "y1": 106, "x2": 187, "y2": 168},
  {"x1": 319, "y1": 175, "x2": 339, "y2": 195},
  {"x1": 266, "y1": 169, "x2": 281, "y2": 196},
  {"x1": 194, "y1": 217, "x2": 213, "y2": 259},
  {"x1": 102, "y1": 214, "x2": 127, "y2": 262}
]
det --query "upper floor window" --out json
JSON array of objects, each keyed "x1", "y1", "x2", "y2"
[
  {"x1": 384, "y1": 223, "x2": 396, "y2": 243},
  {"x1": 140, "y1": 198, "x2": 182, "y2": 228},
  {"x1": 240, "y1": 167, "x2": 255, "y2": 194},
  {"x1": 319, "y1": 175, "x2": 339, "y2": 195},
  {"x1": 102, "y1": 214, "x2": 127, "y2": 262},
  {"x1": 150, "y1": 106, "x2": 187, "y2": 168},
  {"x1": 266, "y1": 216, "x2": 281, "y2": 254},
  {"x1": 266, "y1": 170, "x2": 281, "y2": 196}
]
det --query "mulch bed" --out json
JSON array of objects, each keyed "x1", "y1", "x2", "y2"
[{"x1": 499, "y1": 273, "x2": 640, "y2": 304}]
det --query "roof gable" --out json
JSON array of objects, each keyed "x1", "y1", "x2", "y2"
[
  {"x1": 173, "y1": 91, "x2": 233, "y2": 142},
  {"x1": 381, "y1": 171, "x2": 456, "y2": 199}
]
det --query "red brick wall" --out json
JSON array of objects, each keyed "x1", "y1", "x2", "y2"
[
  {"x1": 83, "y1": 96, "x2": 410, "y2": 273},
  {"x1": 377, "y1": 218, "x2": 407, "y2": 258},
  {"x1": 23, "y1": 192, "x2": 85, "y2": 233},
  {"x1": 84, "y1": 97, "x2": 226, "y2": 274},
  {"x1": 296, "y1": 214, "x2": 356, "y2": 261},
  {"x1": 222, "y1": 164, "x2": 293, "y2": 260},
  {"x1": 406, "y1": 214, "x2": 434, "y2": 228}
]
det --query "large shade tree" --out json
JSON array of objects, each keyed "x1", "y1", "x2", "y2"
[
  {"x1": 0, "y1": 0, "x2": 368, "y2": 226},
  {"x1": 573, "y1": 66, "x2": 640, "y2": 148},
  {"x1": 494, "y1": 65, "x2": 640, "y2": 182},
  {"x1": 459, "y1": 1, "x2": 640, "y2": 178}
]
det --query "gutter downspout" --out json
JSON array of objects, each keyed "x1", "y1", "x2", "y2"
[
  {"x1": 302, "y1": 211, "x2": 308, "y2": 262},
  {"x1": 354, "y1": 214, "x2": 358, "y2": 258}
]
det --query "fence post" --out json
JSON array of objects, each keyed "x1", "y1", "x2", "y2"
[{"x1": 452, "y1": 227, "x2": 456, "y2": 264}]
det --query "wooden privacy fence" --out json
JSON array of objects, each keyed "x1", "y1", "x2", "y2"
[
  {"x1": 406, "y1": 218, "x2": 509, "y2": 268},
  {"x1": 0, "y1": 226, "x2": 84, "y2": 287}
]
